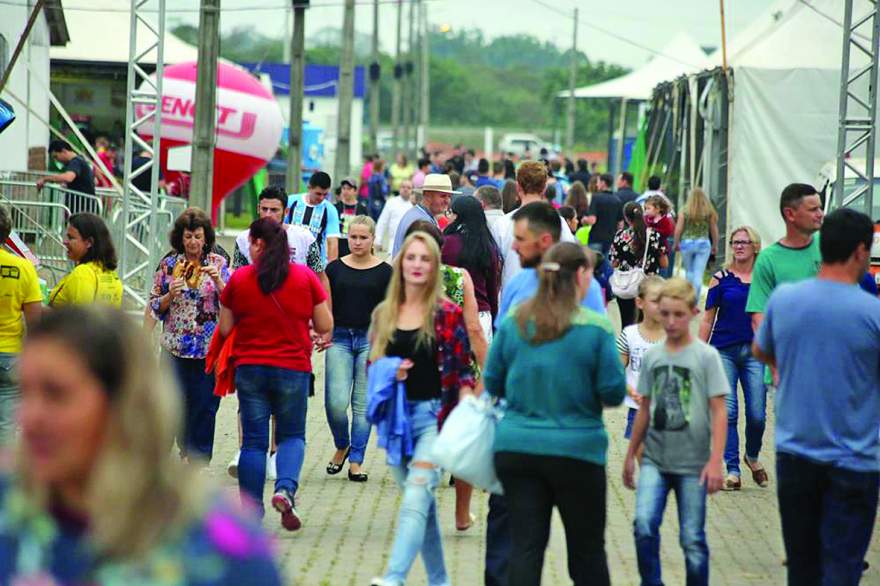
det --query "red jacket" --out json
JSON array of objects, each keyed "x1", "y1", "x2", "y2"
[{"x1": 205, "y1": 328, "x2": 236, "y2": 397}]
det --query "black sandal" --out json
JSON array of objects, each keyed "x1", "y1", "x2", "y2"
[
  {"x1": 326, "y1": 447, "x2": 350, "y2": 475},
  {"x1": 348, "y1": 470, "x2": 368, "y2": 482}
]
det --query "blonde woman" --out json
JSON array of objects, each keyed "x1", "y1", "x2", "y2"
[
  {"x1": 483, "y1": 242, "x2": 626, "y2": 585},
  {"x1": 698, "y1": 225, "x2": 769, "y2": 491},
  {"x1": 369, "y1": 232, "x2": 476, "y2": 586},
  {"x1": 4, "y1": 306, "x2": 281, "y2": 584},
  {"x1": 324, "y1": 216, "x2": 392, "y2": 481},
  {"x1": 673, "y1": 187, "x2": 720, "y2": 299}
]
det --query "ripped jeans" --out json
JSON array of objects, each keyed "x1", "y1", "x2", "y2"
[{"x1": 383, "y1": 398, "x2": 449, "y2": 586}]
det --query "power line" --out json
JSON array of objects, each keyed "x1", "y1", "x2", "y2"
[
  {"x1": 0, "y1": 0, "x2": 435, "y2": 13},
  {"x1": 529, "y1": 0, "x2": 701, "y2": 68}
]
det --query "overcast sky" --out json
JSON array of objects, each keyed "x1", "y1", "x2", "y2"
[{"x1": 166, "y1": 0, "x2": 772, "y2": 68}]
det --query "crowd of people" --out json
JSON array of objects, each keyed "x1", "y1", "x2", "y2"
[{"x1": 0, "y1": 145, "x2": 875, "y2": 586}]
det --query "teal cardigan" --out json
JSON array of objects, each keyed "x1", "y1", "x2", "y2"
[{"x1": 483, "y1": 307, "x2": 626, "y2": 466}]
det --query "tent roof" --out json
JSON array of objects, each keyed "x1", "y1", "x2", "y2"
[
  {"x1": 558, "y1": 34, "x2": 707, "y2": 101},
  {"x1": 703, "y1": 0, "x2": 866, "y2": 70},
  {"x1": 49, "y1": 0, "x2": 198, "y2": 65}
]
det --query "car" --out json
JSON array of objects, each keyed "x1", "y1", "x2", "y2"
[{"x1": 498, "y1": 133, "x2": 548, "y2": 157}]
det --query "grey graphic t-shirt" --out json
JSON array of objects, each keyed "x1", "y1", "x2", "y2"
[{"x1": 637, "y1": 340, "x2": 729, "y2": 475}]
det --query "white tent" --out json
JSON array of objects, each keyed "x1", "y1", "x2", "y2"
[
  {"x1": 558, "y1": 34, "x2": 707, "y2": 101},
  {"x1": 49, "y1": 0, "x2": 198, "y2": 64},
  {"x1": 704, "y1": 0, "x2": 860, "y2": 242}
]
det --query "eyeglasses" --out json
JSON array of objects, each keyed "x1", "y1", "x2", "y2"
[{"x1": 730, "y1": 240, "x2": 753, "y2": 247}]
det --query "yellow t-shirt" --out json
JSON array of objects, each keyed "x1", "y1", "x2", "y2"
[
  {"x1": 49, "y1": 261, "x2": 123, "y2": 308},
  {"x1": 0, "y1": 250, "x2": 42, "y2": 353}
]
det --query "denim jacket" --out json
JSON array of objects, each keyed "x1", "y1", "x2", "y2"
[{"x1": 366, "y1": 356, "x2": 413, "y2": 467}]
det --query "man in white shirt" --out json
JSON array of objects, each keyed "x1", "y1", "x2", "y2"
[
  {"x1": 476, "y1": 184, "x2": 505, "y2": 237},
  {"x1": 376, "y1": 179, "x2": 414, "y2": 253},
  {"x1": 232, "y1": 186, "x2": 316, "y2": 271},
  {"x1": 493, "y1": 161, "x2": 576, "y2": 287}
]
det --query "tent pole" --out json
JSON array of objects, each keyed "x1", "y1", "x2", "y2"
[
  {"x1": 719, "y1": 0, "x2": 728, "y2": 75},
  {"x1": 615, "y1": 97, "x2": 627, "y2": 177}
]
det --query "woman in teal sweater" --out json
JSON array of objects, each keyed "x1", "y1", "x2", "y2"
[{"x1": 483, "y1": 242, "x2": 626, "y2": 586}]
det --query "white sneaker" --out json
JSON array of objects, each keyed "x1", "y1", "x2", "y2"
[
  {"x1": 266, "y1": 452, "x2": 277, "y2": 481},
  {"x1": 226, "y1": 451, "x2": 240, "y2": 479}
]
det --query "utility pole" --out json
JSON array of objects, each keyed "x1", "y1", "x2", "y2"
[
  {"x1": 335, "y1": 0, "x2": 356, "y2": 184},
  {"x1": 287, "y1": 1, "x2": 308, "y2": 193},
  {"x1": 391, "y1": 0, "x2": 402, "y2": 155},
  {"x1": 404, "y1": 0, "x2": 415, "y2": 160},
  {"x1": 368, "y1": 0, "x2": 380, "y2": 155},
  {"x1": 565, "y1": 8, "x2": 578, "y2": 159},
  {"x1": 419, "y1": 0, "x2": 429, "y2": 150},
  {"x1": 189, "y1": 0, "x2": 221, "y2": 216}
]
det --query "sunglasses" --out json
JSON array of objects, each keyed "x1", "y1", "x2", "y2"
[{"x1": 730, "y1": 240, "x2": 753, "y2": 247}]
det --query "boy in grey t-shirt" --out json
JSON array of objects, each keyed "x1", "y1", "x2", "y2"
[{"x1": 623, "y1": 278, "x2": 728, "y2": 586}]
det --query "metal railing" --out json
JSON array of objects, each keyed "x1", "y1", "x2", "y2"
[{"x1": 0, "y1": 178, "x2": 190, "y2": 307}]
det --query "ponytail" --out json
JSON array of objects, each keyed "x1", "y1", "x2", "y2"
[
  {"x1": 516, "y1": 242, "x2": 590, "y2": 344},
  {"x1": 249, "y1": 217, "x2": 290, "y2": 294},
  {"x1": 624, "y1": 202, "x2": 647, "y2": 257}
]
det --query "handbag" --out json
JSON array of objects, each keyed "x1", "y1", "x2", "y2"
[
  {"x1": 610, "y1": 228, "x2": 653, "y2": 299},
  {"x1": 431, "y1": 394, "x2": 504, "y2": 495}
]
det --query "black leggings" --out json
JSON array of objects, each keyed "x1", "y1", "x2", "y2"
[
  {"x1": 494, "y1": 452, "x2": 609, "y2": 586},
  {"x1": 617, "y1": 296, "x2": 637, "y2": 328}
]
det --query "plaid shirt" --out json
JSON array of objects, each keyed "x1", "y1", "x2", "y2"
[{"x1": 434, "y1": 299, "x2": 476, "y2": 420}]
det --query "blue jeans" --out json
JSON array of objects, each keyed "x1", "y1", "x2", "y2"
[
  {"x1": 679, "y1": 238, "x2": 711, "y2": 299},
  {"x1": 383, "y1": 399, "x2": 449, "y2": 586},
  {"x1": 660, "y1": 236, "x2": 675, "y2": 279},
  {"x1": 235, "y1": 365, "x2": 310, "y2": 517},
  {"x1": 777, "y1": 452, "x2": 879, "y2": 586},
  {"x1": 718, "y1": 343, "x2": 767, "y2": 476},
  {"x1": 165, "y1": 352, "x2": 220, "y2": 462},
  {"x1": 324, "y1": 328, "x2": 371, "y2": 464},
  {"x1": 634, "y1": 462, "x2": 709, "y2": 586},
  {"x1": 0, "y1": 353, "x2": 18, "y2": 444}
]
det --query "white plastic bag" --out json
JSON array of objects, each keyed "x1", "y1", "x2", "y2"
[{"x1": 431, "y1": 394, "x2": 504, "y2": 495}]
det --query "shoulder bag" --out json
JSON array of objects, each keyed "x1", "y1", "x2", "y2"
[{"x1": 610, "y1": 229, "x2": 653, "y2": 300}]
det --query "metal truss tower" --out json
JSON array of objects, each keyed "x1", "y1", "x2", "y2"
[
  {"x1": 835, "y1": 0, "x2": 880, "y2": 217},
  {"x1": 120, "y1": 0, "x2": 165, "y2": 308}
]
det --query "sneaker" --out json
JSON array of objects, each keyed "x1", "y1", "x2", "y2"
[
  {"x1": 271, "y1": 489, "x2": 301, "y2": 531},
  {"x1": 226, "y1": 451, "x2": 240, "y2": 479},
  {"x1": 266, "y1": 452, "x2": 277, "y2": 482},
  {"x1": 722, "y1": 474, "x2": 742, "y2": 491}
]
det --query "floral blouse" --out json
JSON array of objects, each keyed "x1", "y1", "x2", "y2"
[
  {"x1": 0, "y1": 478, "x2": 282, "y2": 585},
  {"x1": 609, "y1": 228, "x2": 667, "y2": 275},
  {"x1": 150, "y1": 253, "x2": 230, "y2": 359},
  {"x1": 441, "y1": 265, "x2": 465, "y2": 307}
]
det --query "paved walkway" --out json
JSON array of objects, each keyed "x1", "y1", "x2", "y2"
[{"x1": 200, "y1": 296, "x2": 880, "y2": 584}]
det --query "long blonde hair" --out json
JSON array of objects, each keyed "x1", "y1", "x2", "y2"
[
  {"x1": 18, "y1": 306, "x2": 201, "y2": 559},
  {"x1": 516, "y1": 242, "x2": 591, "y2": 344},
  {"x1": 369, "y1": 232, "x2": 445, "y2": 361},
  {"x1": 684, "y1": 187, "x2": 718, "y2": 223}
]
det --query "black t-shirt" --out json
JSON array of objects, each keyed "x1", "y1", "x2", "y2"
[
  {"x1": 588, "y1": 191, "x2": 624, "y2": 244},
  {"x1": 385, "y1": 328, "x2": 441, "y2": 401},
  {"x1": 616, "y1": 188, "x2": 640, "y2": 206},
  {"x1": 325, "y1": 258, "x2": 392, "y2": 329},
  {"x1": 64, "y1": 156, "x2": 96, "y2": 195}
]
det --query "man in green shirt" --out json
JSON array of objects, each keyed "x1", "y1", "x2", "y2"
[{"x1": 746, "y1": 183, "x2": 824, "y2": 331}]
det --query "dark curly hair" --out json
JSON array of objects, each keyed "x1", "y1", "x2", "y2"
[
  {"x1": 69, "y1": 213, "x2": 118, "y2": 270},
  {"x1": 169, "y1": 208, "x2": 215, "y2": 256}
]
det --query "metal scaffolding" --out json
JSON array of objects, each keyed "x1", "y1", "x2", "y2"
[
  {"x1": 119, "y1": 0, "x2": 165, "y2": 308},
  {"x1": 835, "y1": 0, "x2": 880, "y2": 217}
]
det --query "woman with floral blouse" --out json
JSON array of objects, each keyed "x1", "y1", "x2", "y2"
[
  {"x1": 609, "y1": 202, "x2": 668, "y2": 328},
  {"x1": 150, "y1": 207, "x2": 230, "y2": 464}
]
